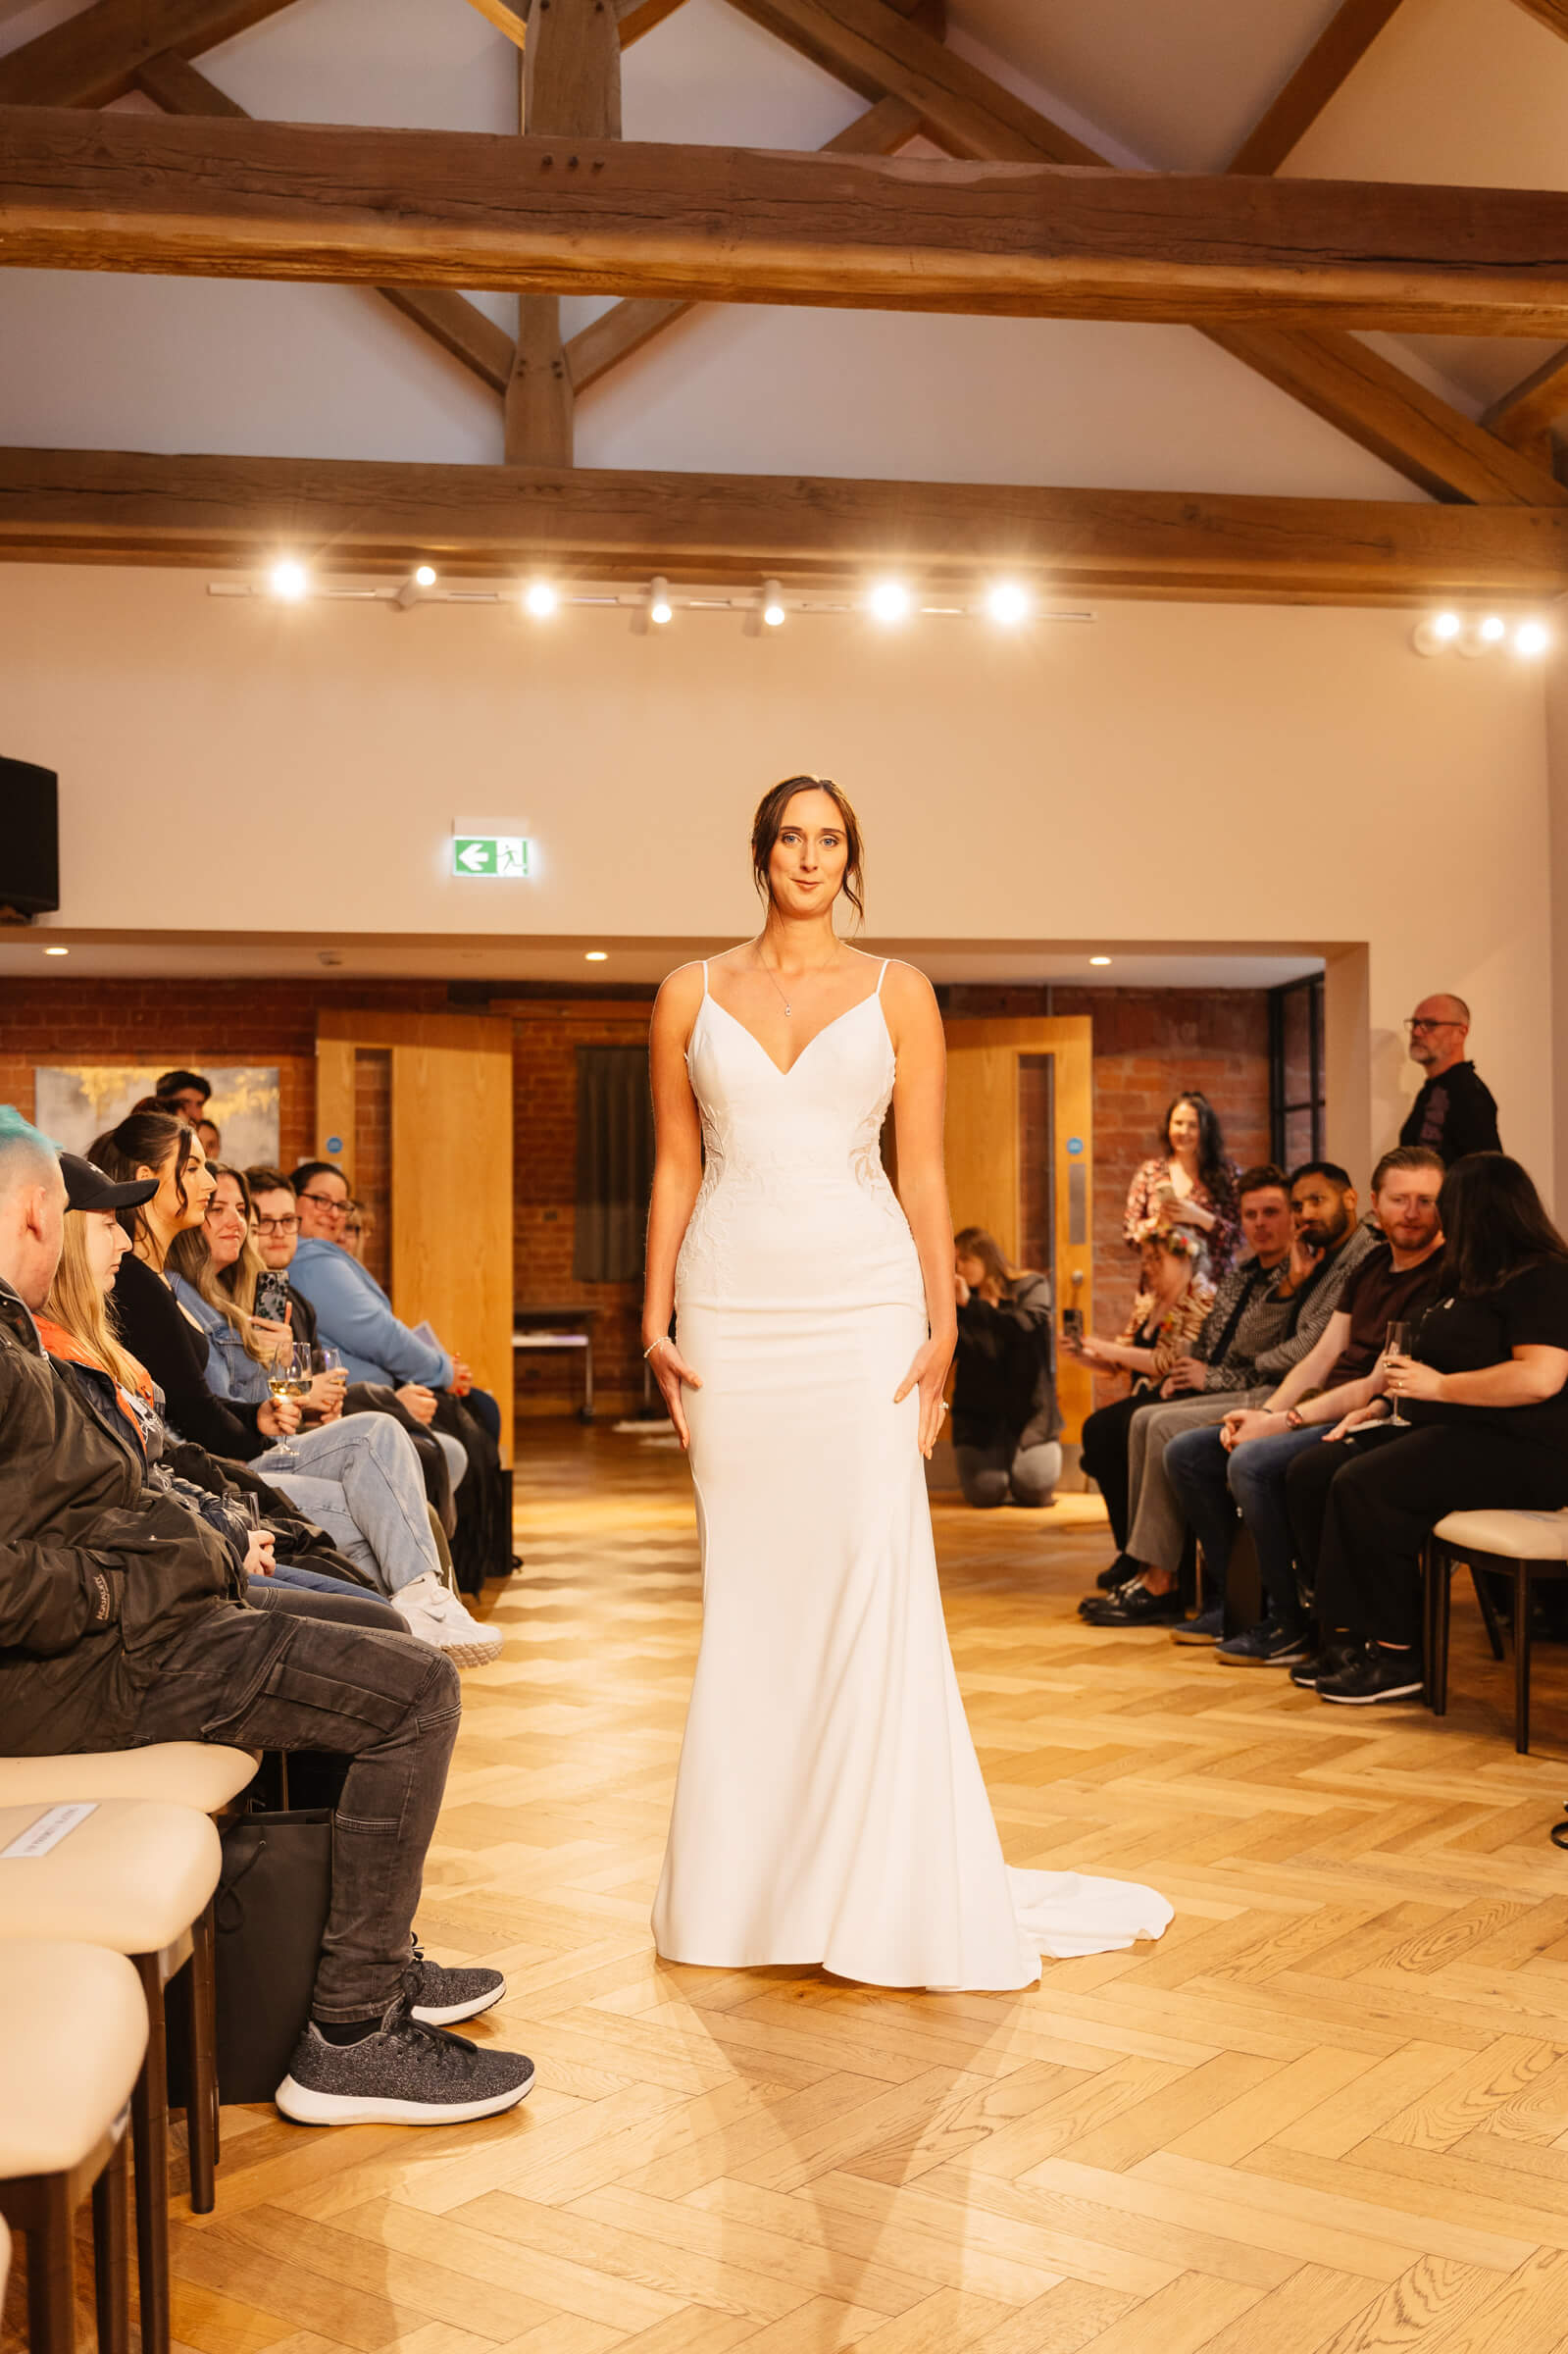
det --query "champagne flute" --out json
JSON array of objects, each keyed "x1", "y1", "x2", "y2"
[{"x1": 1384, "y1": 1321, "x2": 1412, "y2": 1427}]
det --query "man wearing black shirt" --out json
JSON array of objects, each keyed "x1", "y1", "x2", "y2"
[{"x1": 1399, "y1": 994, "x2": 1500, "y2": 1162}]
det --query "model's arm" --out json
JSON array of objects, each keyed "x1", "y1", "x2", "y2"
[
  {"x1": 641, "y1": 964, "x2": 707, "y2": 1449},
  {"x1": 885, "y1": 963, "x2": 958, "y2": 1459}
]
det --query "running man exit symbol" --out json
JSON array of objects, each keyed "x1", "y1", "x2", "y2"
[{"x1": 452, "y1": 837, "x2": 531, "y2": 877}]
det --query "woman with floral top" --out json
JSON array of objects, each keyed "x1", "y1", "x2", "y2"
[{"x1": 1124, "y1": 1092, "x2": 1240, "y2": 1280}]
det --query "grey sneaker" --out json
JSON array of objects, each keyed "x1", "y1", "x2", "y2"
[
  {"x1": 276, "y1": 1999, "x2": 534, "y2": 2125},
  {"x1": 409, "y1": 1940, "x2": 506, "y2": 2027}
]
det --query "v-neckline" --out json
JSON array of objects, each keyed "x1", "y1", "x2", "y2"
[{"x1": 702, "y1": 988, "x2": 886, "y2": 1079}]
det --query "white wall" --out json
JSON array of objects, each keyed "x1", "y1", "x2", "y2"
[{"x1": 0, "y1": 563, "x2": 1550, "y2": 1195}]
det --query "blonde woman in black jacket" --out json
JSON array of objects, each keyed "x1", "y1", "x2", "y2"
[{"x1": 951, "y1": 1227, "x2": 1061, "y2": 1508}]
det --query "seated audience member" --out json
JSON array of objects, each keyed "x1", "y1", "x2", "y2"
[
  {"x1": 195, "y1": 1116, "x2": 222, "y2": 1160},
  {"x1": 1295, "y1": 1152, "x2": 1568, "y2": 1706},
  {"x1": 289, "y1": 1158, "x2": 514, "y2": 1588},
  {"x1": 248, "y1": 1164, "x2": 462, "y2": 1521},
  {"x1": 1400, "y1": 995, "x2": 1501, "y2": 1162},
  {"x1": 157, "y1": 1069, "x2": 211, "y2": 1125},
  {"x1": 0, "y1": 1108, "x2": 533, "y2": 2124},
  {"x1": 1165, "y1": 1148, "x2": 1445, "y2": 1660},
  {"x1": 342, "y1": 1200, "x2": 371, "y2": 1259},
  {"x1": 1073, "y1": 1230, "x2": 1215, "y2": 1585},
  {"x1": 1083, "y1": 1161, "x2": 1375, "y2": 1627},
  {"x1": 1125, "y1": 1092, "x2": 1241, "y2": 1280},
  {"x1": 42, "y1": 1155, "x2": 402, "y2": 1629},
  {"x1": 950, "y1": 1227, "x2": 1061, "y2": 1508},
  {"x1": 89, "y1": 1110, "x2": 498, "y2": 1664}
]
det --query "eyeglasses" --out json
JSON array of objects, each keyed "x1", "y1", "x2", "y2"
[
  {"x1": 298, "y1": 1193, "x2": 354, "y2": 1215},
  {"x1": 1404, "y1": 1017, "x2": 1459, "y2": 1035},
  {"x1": 255, "y1": 1214, "x2": 299, "y2": 1235}
]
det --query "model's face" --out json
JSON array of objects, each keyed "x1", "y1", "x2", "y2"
[
  {"x1": 1240, "y1": 1189, "x2": 1290, "y2": 1258},
  {"x1": 139, "y1": 1137, "x2": 214, "y2": 1231},
  {"x1": 1375, "y1": 1169, "x2": 1442, "y2": 1254},
  {"x1": 1406, "y1": 998, "x2": 1467, "y2": 1069},
  {"x1": 768, "y1": 789, "x2": 848, "y2": 916},
  {"x1": 203, "y1": 1173, "x2": 249, "y2": 1271},
  {"x1": 80, "y1": 1207, "x2": 131, "y2": 1297},
  {"x1": 295, "y1": 1168, "x2": 350, "y2": 1241},
  {"x1": 1167, "y1": 1102, "x2": 1201, "y2": 1155},
  {"x1": 1291, "y1": 1174, "x2": 1352, "y2": 1253},
  {"x1": 252, "y1": 1187, "x2": 299, "y2": 1268}
]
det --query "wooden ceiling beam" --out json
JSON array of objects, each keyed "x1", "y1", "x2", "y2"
[
  {"x1": 0, "y1": 0, "x2": 300, "y2": 108},
  {"x1": 131, "y1": 54, "x2": 516, "y2": 396},
  {"x1": 1485, "y1": 345, "x2": 1568, "y2": 453},
  {"x1": 1225, "y1": 0, "x2": 1408, "y2": 175},
  {"x1": 1506, "y1": 2, "x2": 1568, "y2": 41},
  {"x1": 722, "y1": 0, "x2": 1562, "y2": 504},
  {"x1": 565, "y1": 92, "x2": 920, "y2": 392},
  {"x1": 14, "y1": 107, "x2": 1568, "y2": 338},
  {"x1": 461, "y1": 0, "x2": 690, "y2": 49},
  {"x1": 3, "y1": 447, "x2": 1564, "y2": 603}
]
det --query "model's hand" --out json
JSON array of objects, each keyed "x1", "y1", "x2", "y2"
[
  {"x1": 258, "y1": 1396, "x2": 301, "y2": 1439},
  {"x1": 1385, "y1": 1352, "x2": 1442, "y2": 1404},
  {"x1": 395, "y1": 1382, "x2": 438, "y2": 1426},
  {"x1": 894, "y1": 1335, "x2": 955, "y2": 1460},
  {"x1": 647, "y1": 1337, "x2": 703, "y2": 1450}
]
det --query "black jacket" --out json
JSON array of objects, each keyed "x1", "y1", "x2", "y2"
[
  {"x1": 1399, "y1": 1061, "x2": 1501, "y2": 1164},
  {"x1": 952, "y1": 1273, "x2": 1060, "y2": 1452}
]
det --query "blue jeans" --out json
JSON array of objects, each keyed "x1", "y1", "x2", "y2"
[
  {"x1": 1227, "y1": 1424, "x2": 1331, "y2": 1631},
  {"x1": 1163, "y1": 1421, "x2": 1240, "y2": 1603},
  {"x1": 260, "y1": 1414, "x2": 442, "y2": 1596}
]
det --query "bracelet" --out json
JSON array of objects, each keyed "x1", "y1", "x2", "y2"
[{"x1": 643, "y1": 1337, "x2": 669, "y2": 1359}]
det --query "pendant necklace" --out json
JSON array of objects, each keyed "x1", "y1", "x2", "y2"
[{"x1": 754, "y1": 945, "x2": 794, "y2": 1018}]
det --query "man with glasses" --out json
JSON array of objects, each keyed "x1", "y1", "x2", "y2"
[{"x1": 1399, "y1": 995, "x2": 1500, "y2": 1164}]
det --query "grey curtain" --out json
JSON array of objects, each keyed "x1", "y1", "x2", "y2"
[{"x1": 574, "y1": 1045, "x2": 654, "y2": 1283}]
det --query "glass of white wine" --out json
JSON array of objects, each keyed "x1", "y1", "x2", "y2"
[{"x1": 268, "y1": 1341, "x2": 313, "y2": 1407}]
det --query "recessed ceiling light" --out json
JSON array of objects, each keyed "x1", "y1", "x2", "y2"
[
  {"x1": 584, "y1": 950, "x2": 608, "y2": 962},
  {"x1": 1089, "y1": 955, "x2": 1112, "y2": 966},
  {"x1": 43, "y1": 945, "x2": 69, "y2": 956}
]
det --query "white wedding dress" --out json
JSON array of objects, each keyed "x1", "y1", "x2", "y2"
[{"x1": 650, "y1": 960, "x2": 1173, "y2": 1989}]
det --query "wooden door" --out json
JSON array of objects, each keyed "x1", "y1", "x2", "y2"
[
  {"x1": 316, "y1": 1010, "x2": 515, "y2": 1463},
  {"x1": 943, "y1": 1015, "x2": 1093, "y2": 1443}
]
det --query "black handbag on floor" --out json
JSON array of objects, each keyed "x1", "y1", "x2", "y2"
[{"x1": 168, "y1": 1806, "x2": 333, "y2": 2107}]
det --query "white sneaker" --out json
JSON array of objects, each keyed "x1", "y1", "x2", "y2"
[{"x1": 392, "y1": 1570, "x2": 502, "y2": 1666}]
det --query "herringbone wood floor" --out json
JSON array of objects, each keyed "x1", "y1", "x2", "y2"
[{"x1": 11, "y1": 1423, "x2": 1568, "y2": 2354}]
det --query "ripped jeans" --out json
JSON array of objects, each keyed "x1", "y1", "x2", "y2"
[{"x1": 130, "y1": 1606, "x2": 461, "y2": 2019}]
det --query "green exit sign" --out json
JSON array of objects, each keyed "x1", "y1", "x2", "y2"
[{"x1": 452, "y1": 836, "x2": 531, "y2": 878}]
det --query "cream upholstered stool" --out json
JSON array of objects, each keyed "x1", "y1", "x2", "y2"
[
  {"x1": 0, "y1": 1745, "x2": 258, "y2": 2219},
  {"x1": 0, "y1": 1941, "x2": 147, "y2": 2354},
  {"x1": 1425, "y1": 1509, "x2": 1568, "y2": 1754},
  {"x1": 0, "y1": 1799, "x2": 223, "y2": 2354}
]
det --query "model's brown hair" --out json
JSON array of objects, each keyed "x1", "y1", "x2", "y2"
[{"x1": 751, "y1": 776, "x2": 866, "y2": 925}]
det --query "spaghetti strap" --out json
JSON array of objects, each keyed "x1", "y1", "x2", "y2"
[
  {"x1": 700, "y1": 961, "x2": 710, "y2": 998},
  {"x1": 875, "y1": 960, "x2": 890, "y2": 997}
]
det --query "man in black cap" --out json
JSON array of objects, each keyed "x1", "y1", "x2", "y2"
[
  {"x1": 1399, "y1": 994, "x2": 1501, "y2": 1163},
  {"x1": 0, "y1": 1106, "x2": 534, "y2": 2128}
]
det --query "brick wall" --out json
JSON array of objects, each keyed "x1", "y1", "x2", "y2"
[{"x1": 1, "y1": 972, "x2": 1273, "y2": 1420}]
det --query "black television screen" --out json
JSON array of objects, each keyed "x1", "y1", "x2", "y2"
[{"x1": 0, "y1": 758, "x2": 59, "y2": 917}]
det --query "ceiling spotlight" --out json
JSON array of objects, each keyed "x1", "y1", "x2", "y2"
[
  {"x1": 1089, "y1": 955, "x2": 1112, "y2": 967},
  {"x1": 1413, "y1": 612, "x2": 1469, "y2": 657},
  {"x1": 584, "y1": 949, "x2": 608, "y2": 962},
  {"x1": 394, "y1": 562, "x2": 438, "y2": 610},
  {"x1": 986, "y1": 581, "x2": 1031, "y2": 627},
  {"x1": 268, "y1": 558, "x2": 309, "y2": 602},
  {"x1": 414, "y1": 564, "x2": 437, "y2": 588},
  {"x1": 762, "y1": 579, "x2": 786, "y2": 628},
  {"x1": 524, "y1": 580, "x2": 557, "y2": 618},
  {"x1": 868, "y1": 580, "x2": 912, "y2": 624},
  {"x1": 648, "y1": 576, "x2": 673, "y2": 627},
  {"x1": 1480, "y1": 615, "x2": 1507, "y2": 642},
  {"x1": 1516, "y1": 619, "x2": 1551, "y2": 657},
  {"x1": 1433, "y1": 610, "x2": 1461, "y2": 640},
  {"x1": 43, "y1": 945, "x2": 69, "y2": 956}
]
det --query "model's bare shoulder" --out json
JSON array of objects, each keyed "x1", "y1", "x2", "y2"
[
  {"x1": 879, "y1": 959, "x2": 941, "y2": 1054},
  {"x1": 651, "y1": 960, "x2": 707, "y2": 1048}
]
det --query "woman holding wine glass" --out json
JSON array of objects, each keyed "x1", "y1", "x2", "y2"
[
  {"x1": 1306, "y1": 1153, "x2": 1568, "y2": 1706},
  {"x1": 90, "y1": 1109, "x2": 498, "y2": 1663}
]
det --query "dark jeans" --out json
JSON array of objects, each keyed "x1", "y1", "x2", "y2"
[
  {"x1": 1315, "y1": 1423, "x2": 1568, "y2": 1650},
  {"x1": 129, "y1": 1608, "x2": 460, "y2": 2020},
  {"x1": 247, "y1": 1576, "x2": 405, "y2": 1634},
  {"x1": 954, "y1": 1437, "x2": 1062, "y2": 1509},
  {"x1": 1080, "y1": 1388, "x2": 1164, "y2": 1552},
  {"x1": 1168, "y1": 1419, "x2": 1328, "y2": 1632},
  {"x1": 1285, "y1": 1429, "x2": 1391, "y2": 1614}
]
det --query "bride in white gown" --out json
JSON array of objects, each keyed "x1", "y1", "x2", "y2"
[{"x1": 642, "y1": 777, "x2": 1171, "y2": 1990}]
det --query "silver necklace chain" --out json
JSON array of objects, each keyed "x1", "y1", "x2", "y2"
[{"x1": 751, "y1": 940, "x2": 844, "y2": 1020}]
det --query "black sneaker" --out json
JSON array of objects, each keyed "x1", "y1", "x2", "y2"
[
  {"x1": 277, "y1": 1998, "x2": 534, "y2": 2125},
  {"x1": 1215, "y1": 1621, "x2": 1312, "y2": 1668},
  {"x1": 1315, "y1": 1647, "x2": 1423, "y2": 1707},
  {"x1": 1172, "y1": 1606, "x2": 1225, "y2": 1646},
  {"x1": 409, "y1": 1941, "x2": 506, "y2": 2027},
  {"x1": 1290, "y1": 1641, "x2": 1357, "y2": 1690}
]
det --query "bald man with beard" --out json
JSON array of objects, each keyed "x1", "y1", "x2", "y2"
[{"x1": 1399, "y1": 993, "x2": 1500, "y2": 1165}]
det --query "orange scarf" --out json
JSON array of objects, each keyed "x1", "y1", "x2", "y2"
[{"x1": 36, "y1": 1315, "x2": 155, "y2": 1444}]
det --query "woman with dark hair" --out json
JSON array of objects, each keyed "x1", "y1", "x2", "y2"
[
  {"x1": 1306, "y1": 1152, "x2": 1568, "y2": 1706},
  {"x1": 641, "y1": 774, "x2": 1170, "y2": 1986},
  {"x1": 950, "y1": 1227, "x2": 1060, "y2": 1508},
  {"x1": 88, "y1": 1109, "x2": 499, "y2": 1664},
  {"x1": 1124, "y1": 1092, "x2": 1239, "y2": 1277}
]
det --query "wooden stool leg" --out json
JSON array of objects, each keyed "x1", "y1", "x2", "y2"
[
  {"x1": 26, "y1": 2175, "x2": 76, "y2": 2354},
  {"x1": 129, "y1": 1954, "x2": 171, "y2": 2354},
  {"x1": 1516, "y1": 1565, "x2": 1534, "y2": 1755},
  {"x1": 92, "y1": 2127, "x2": 131, "y2": 2354},
  {"x1": 185, "y1": 1906, "x2": 219, "y2": 2211},
  {"x1": 1433, "y1": 1550, "x2": 1453, "y2": 1719}
]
